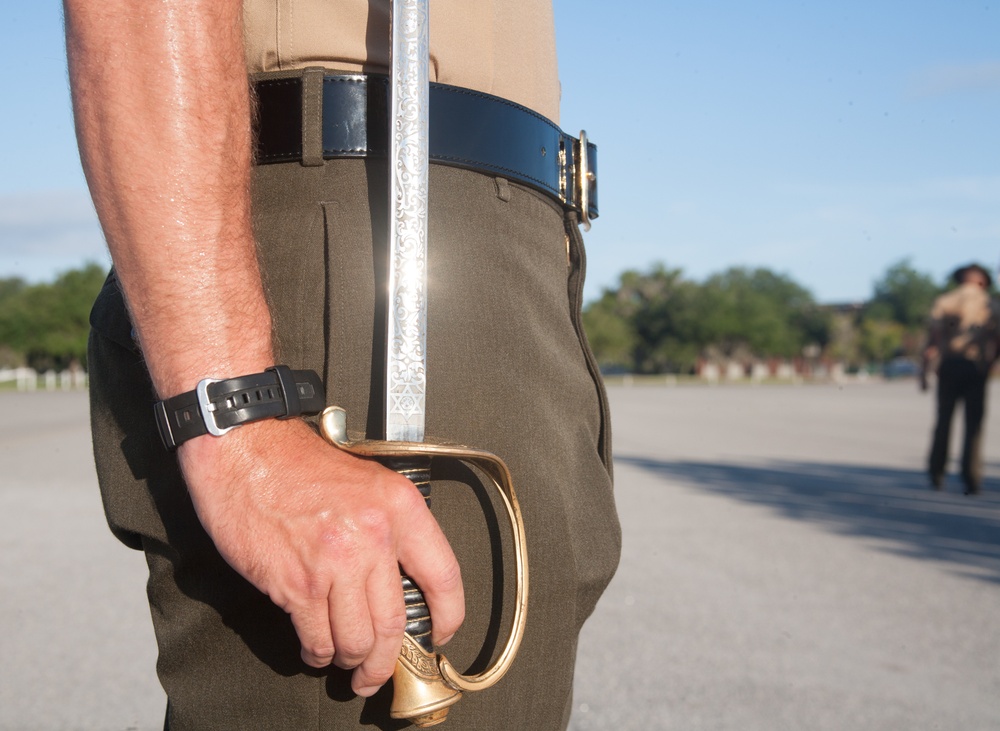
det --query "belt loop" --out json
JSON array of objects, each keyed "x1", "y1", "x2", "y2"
[
  {"x1": 494, "y1": 177, "x2": 511, "y2": 203},
  {"x1": 301, "y1": 67, "x2": 326, "y2": 167}
]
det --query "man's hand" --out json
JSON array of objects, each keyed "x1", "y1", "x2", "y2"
[
  {"x1": 920, "y1": 345, "x2": 938, "y2": 392},
  {"x1": 178, "y1": 418, "x2": 465, "y2": 697},
  {"x1": 64, "y1": 0, "x2": 464, "y2": 697}
]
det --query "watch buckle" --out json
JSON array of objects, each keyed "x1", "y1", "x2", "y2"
[{"x1": 196, "y1": 378, "x2": 236, "y2": 437}]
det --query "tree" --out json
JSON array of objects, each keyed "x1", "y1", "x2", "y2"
[
  {"x1": 583, "y1": 265, "x2": 702, "y2": 374},
  {"x1": 697, "y1": 267, "x2": 828, "y2": 359},
  {"x1": 582, "y1": 258, "x2": 952, "y2": 374},
  {"x1": 624, "y1": 266, "x2": 703, "y2": 373},
  {"x1": 858, "y1": 318, "x2": 906, "y2": 364},
  {"x1": 0, "y1": 277, "x2": 27, "y2": 304},
  {"x1": 866, "y1": 259, "x2": 941, "y2": 329},
  {"x1": 0, "y1": 263, "x2": 108, "y2": 370},
  {"x1": 859, "y1": 259, "x2": 942, "y2": 361},
  {"x1": 581, "y1": 293, "x2": 636, "y2": 372},
  {"x1": 582, "y1": 264, "x2": 829, "y2": 374}
]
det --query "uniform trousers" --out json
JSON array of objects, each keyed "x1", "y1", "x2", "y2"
[
  {"x1": 928, "y1": 355, "x2": 989, "y2": 492},
  {"x1": 88, "y1": 157, "x2": 622, "y2": 730}
]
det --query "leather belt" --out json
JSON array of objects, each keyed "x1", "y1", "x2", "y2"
[{"x1": 253, "y1": 72, "x2": 598, "y2": 224}]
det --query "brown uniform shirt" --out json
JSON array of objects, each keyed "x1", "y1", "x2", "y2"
[
  {"x1": 928, "y1": 282, "x2": 1000, "y2": 369},
  {"x1": 243, "y1": 0, "x2": 562, "y2": 122}
]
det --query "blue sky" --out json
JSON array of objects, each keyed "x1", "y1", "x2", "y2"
[{"x1": 2, "y1": 1, "x2": 998, "y2": 303}]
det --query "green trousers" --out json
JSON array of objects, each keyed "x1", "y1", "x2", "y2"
[
  {"x1": 928, "y1": 355, "x2": 989, "y2": 492},
  {"x1": 89, "y1": 157, "x2": 621, "y2": 730}
]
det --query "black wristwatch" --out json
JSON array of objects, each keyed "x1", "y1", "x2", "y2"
[{"x1": 153, "y1": 366, "x2": 325, "y2": 451}]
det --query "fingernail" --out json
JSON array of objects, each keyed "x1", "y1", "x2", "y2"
[
  {"x1": 356, "y1": 685, "x2": 380, "y2": 698},
  {"x1": 437, "y1": 633, "x2": 456, "y2": 646}
]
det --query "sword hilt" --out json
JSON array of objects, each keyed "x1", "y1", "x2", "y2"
[
  {"x1": 385, "y1": 457, "x2": 435, "y2": 656},
  {"x1": 319, "y1": 407, "x2": 529, "y2": 728},
  {"x1": 384, "y1": 455, "x2": 459, "y2": 728}
]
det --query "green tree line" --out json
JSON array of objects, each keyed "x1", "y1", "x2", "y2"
[
  {"x1": 583, "y1": 259, "x2": 946, "y2": 375},
  {"x1": 0, "y1": 258, "x2": 959, "y2": 376},
  {"x1": 0, "y1": 263, "x2": 108, "y2": 371}
]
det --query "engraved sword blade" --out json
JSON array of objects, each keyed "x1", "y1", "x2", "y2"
[
  {"x1": 387, "y1": 0, "x2": 437, "y2": 666},
  {"x1": 386, "y1": 0, "x2": 430, "y2": 444}
]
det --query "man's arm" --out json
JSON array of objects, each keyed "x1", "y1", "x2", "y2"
[
  {"x1": 920, "y1": 296, "x2": 947, "y2": 392},
  {"x1": 920, "y1": 322, "x2": 939, "y2": 392},
  {"x1": 64, "y1": 0, "x2": 463, "y2": 697}
]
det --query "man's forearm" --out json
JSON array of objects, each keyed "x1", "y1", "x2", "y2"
[
  {"x1": 65, "y1": 0, "x2": 272, "y2": 397},
  {"x1": 67, "y1": 2, "x2": 467, "y2": 695}
]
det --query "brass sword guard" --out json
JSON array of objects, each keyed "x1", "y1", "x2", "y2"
[{"x1": 319, "y1": 407, "x2": 529, "y2": 727}]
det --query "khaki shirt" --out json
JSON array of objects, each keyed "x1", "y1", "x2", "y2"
[
  {"x1": 243, "y1": 0, "x2": 561, "y2": 122},
  {"x1": 928, "y1": 282, "x2": 1000, "y2": 369}
]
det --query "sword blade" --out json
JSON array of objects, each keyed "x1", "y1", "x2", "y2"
[
  {"x1": 386, "y1": 0, "x2": 430, "y2": 443},
  {"x1": 320, "y1": 5, "x2": 525, "y2": 719}
]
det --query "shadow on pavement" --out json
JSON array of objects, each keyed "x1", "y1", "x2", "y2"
[{"x1": 617, "y1": 455, "x2": 1000, "y2": 584}]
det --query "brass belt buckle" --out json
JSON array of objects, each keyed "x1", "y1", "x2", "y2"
[{"x1": 577, "y1": 130, "x2": 596, "y2": 231}]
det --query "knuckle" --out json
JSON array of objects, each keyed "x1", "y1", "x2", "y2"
[
  {"x1": 314, "y1": 507, "x2": 397, "y2": 559},
  {"x1": 360, "y1": 663, "x2": 395, "y2": 687},
  {"x1": 355, "y1": 507, "x2": 395, "y2": 548},
  {"x1": 395, "y1": 481, "x2": 428, "y2": 513},
  {"x1": 435, "y1": 558, "x2": 464, "y2": 595},
  {"x1": 333, "y1": 651, "x2": 364, "y2": 669},
  {"x1": 335, "y1": 634, "x2": 374, "y2": 667},
  {"x1": 316, "y1": 518, "x2": 360, "y2": 555},
  {"x1": 300, "y1": 573, "x2": 332, "y2": 603},
  {"x1": 374, "y1": 607, "x2": 408, "y2": 637},
  {"x1": 301, "y1": 643, "x2": 335, "y2": 664},
  {"x1": 277, "y1": 569, "x2": 329, "y2": 608}
]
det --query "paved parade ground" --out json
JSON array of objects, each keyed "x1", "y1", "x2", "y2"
[{"x1": 2, "y1": 381, "x2": 999, "y2": 730}]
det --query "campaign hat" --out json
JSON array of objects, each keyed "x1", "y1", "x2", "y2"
[{"x1": 952, "y1": 262, "x2": 993, "y2": 288}]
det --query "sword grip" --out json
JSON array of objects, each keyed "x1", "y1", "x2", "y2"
[
  {"x1": 384, "y1": 457, "x2": 435, "y2": 656},
  {"x1": 381, "y1": 455, "x2": 462, "y2": 727}
]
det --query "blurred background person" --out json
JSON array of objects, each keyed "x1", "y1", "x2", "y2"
[{"x1": 923, "y1": 263, "x2": 1000, "y2": 495}]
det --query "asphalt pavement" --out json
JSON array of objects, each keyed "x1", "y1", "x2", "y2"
[{"x1": 2, "y1": 381, "x2": 998, "y2": 730}]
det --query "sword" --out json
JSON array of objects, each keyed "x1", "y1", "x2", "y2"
[{"x1": 319, "y1": 0, "x2": 528, "y2": 726}]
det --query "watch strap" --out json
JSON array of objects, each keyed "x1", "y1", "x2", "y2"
[{"x1": 153, "y1": 366, "x2": 325, "y2": 451}]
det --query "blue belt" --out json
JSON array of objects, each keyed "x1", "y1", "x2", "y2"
[{"x1": 253, "y1": 71, "x2": 598, "y2": 224}]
